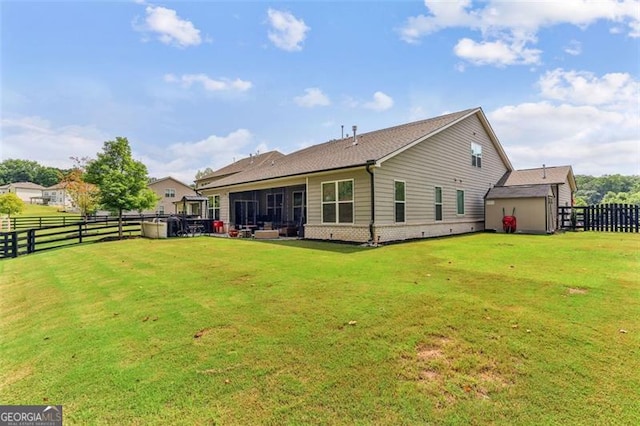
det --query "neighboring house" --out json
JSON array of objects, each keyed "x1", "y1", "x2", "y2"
[
  {"x1": 0, "y1": 181, "x2": 45, "y2": 203},
  {"x1": 199, "y1": 107, "x2": 515, "y2": 243},
  {"x1": 143, "y1": 176, "x2": 202, "y2": 216},
  {"x1": 42, "y1": 182, "x2": 74, "y2": 210},
  {"x1": 485, "y1": 166, "x2": 577, "y2": 234}
]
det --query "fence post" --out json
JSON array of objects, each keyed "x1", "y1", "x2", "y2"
[
  {"x1": 11, "y1": 231, "x2": 18, "y2": 258},
  {"x1": 78, "y1": 223, "x2": 83, "y2": 244},
  {"x1": 27, "y1": 229, "x2": 35, "y2": 254}
]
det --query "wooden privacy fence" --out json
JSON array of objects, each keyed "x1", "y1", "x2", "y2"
[
  {"x1": 0, "y1": 219, "x2": 142, "y2": 259},
  {"x1": 559, "y1": 204, "x2": 639, "y2": 233}
]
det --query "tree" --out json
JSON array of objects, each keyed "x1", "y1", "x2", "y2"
[
  {"x1": 61, "y1": 157, "x2": 100, "y2": 218},
  {"x1": 0, "y1": 193, "x2": 24, "y2": 231},
  {"x1": 0, "y1": 159, "x2": 64, "y2": 186},
  {"x1": 85, "y1": 137, "x2": 159, "y2": 238},
  {"x1": 195, "y1": 167, "x2": 214, "y2": 180}
]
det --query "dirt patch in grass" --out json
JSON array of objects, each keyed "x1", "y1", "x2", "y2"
[
  {"x1": 405, "y1": 335, "x2": 510, "y2": 405},
  {"x1": 568, "y1": 287, "x2": 588, "y2": 295},
  {"x1": 0, "y1": 364, "x2": 34, "y2": 390}
]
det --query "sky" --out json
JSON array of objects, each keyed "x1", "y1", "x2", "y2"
[{"x1": 1, "y1": 0, "x2": 639, "y2": 184}]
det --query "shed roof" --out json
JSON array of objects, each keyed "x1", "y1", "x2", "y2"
[
  {"x1": 202, "y1": 107, "x2": 512, "y2": 190},
  {"x1": 497, "y1": 166, "x2": 576, "y2": 191},
  {"x1": 486, "y1": 184, "x2": 552, "y2": 200}
]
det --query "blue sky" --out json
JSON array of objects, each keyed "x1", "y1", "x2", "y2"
[{"x1": 1, "y1": 0, "x2": 638, "y2": 183}]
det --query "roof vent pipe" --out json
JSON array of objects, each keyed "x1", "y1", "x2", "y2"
[
  {"x1": 341, "y1": 125, "x2": 344, "y2": 139},
  {"x1": 542, "y1": 164, "x2": 546, "y2": 179},
  {"x1": 352, "y1": 125, "x2": 358, "y2": 145}
]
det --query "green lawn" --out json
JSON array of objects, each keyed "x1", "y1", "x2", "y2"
[{"x1": 0, "y1": 233, "x2": 638, "y2": 424}]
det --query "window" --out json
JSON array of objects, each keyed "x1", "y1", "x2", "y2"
[
  {"x1": 394, "y1": 180, "x2": 405, "y2": 223},
  {"x1": 208, "y1": 195, "x2": 220, "y2": 220},
  {"x1": 471, "y1": 143, "x2": 482, "y2": 168},
  {"x1": 435, "y1": 187, "x2": 443, "y2": 221},
  {"x1": 158, "y1": 205, "x2": 165, "y2": 215},
  {"x1": 322, "y1": 180, "x2": 353, "y2": 223},
  {"x1": 165, "y1": 188, "x2": 176, "y2": 198},
  {"x1": 456, "y1": 190, "x2": 465, "y2": 215}
]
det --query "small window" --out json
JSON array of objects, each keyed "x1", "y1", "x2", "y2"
[
  {"x1": 435, "y1": 187, "x2": 443, "y2": 221},
  {"x1": 394, "y1": 180, "x2": 405, "y2": 223},
  {"x1": 165, "y1": 188, "x2": 176, "y2": 198},
  {"x1": 158, "y1": 205, "x2": 165, "y2": 215},
  {"x1": 456, "y1": 190, "x2": 465, "y2": 215},
  {"x1": 471, "y1": 143, "x2": 482, "y2": 168},
  {"x1": 322, "y1": 180, "x2": 353, "y2": 223}
]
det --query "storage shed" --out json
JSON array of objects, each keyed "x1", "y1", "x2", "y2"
[{"x1": 485, "y1": 184, "x2": 556, "y2": 234}]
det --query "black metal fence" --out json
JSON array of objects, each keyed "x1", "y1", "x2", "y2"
[
  {"x1": 559, "y1": 204, "x2": 639, "y2": 233},
  {"x1": 4, "y1": 214, "x2": 170, "y2": 231}
]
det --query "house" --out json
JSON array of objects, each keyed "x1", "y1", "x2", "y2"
[
  {"x1": 0, "y1": 182, "x2": 45, "y2": 203},
  {"x1": 484, "y1": 166, "x2": 576, "y2": 234},
  {"x1": 42, "y1": 182, "x2": 74, "y2": 210},
  {"x1": 198, "y1": 107, "x2": 515, "y2": 243},
  {"x1": 143, "y1": 176, "x2": 203, "y2": 216}
]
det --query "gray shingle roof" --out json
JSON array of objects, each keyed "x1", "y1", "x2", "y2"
[
  {"x1": 486, "y1": 184, "x2": 552, "y2": 199},
  {"x1": 202, "y1": 108, "x2": 483, "y2": 189},
  {"x1": 497, "y1": 166, "x2": 575, "y2": 189},
  {"x1": 196, "y1": 150, "x2": 285, "y2": 182}
]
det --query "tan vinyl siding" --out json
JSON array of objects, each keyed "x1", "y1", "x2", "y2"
[
  {"x1": 558, "y1": 181, "x2": 572, "y2": 207},
  {"x1": 485, "y1": 198, "x2": 549, "y2": 234},
  {"x1": 375, "y1": 114, "x2": 508, "y2": 225},
  {"x1": 307, "y1": 169, "x2": 370, "y2": 225}
]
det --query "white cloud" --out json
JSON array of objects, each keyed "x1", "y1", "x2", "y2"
[
  {"x1": 488, "y1": 69, "x2": 640, "y2": 175},
  {"x1": 135, "y1": 5, "x2": 202, "y2": 48},
  {"x1": 139, "y1": 129, "x2": 265, "y2": 183},
  {"x1": 294, "y1": 88, "x2": 330, "y2": 107},
  {"x1": 267, "y1": 9, "x2": 310, "y2": 51},
  {"x1": 564, "y1": 40, "x2": 582, "y2": 56},
  {"x1": 400, "y1": 0, "x2": 640, "y2": 66},
  {"x1": 164, "y1": 73, "x2": 252, "y2": 92},
  {"x1": 0, "y1": 116, "x2": 107, "y2": 169},
  {"x1": 538, "y1": 69, "x2": 639, "y2": 108},
  {"x1": 454, "y1": 37, "x2": 541, "y2": 66},
  {"x1": 364, "y1": 91, "x2": 394, "y2": 111}
]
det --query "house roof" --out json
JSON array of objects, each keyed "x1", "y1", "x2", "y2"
[
  {"x1": 1, "y1": 181, "x2": 45, "y2": 190},
  {"x1": 45, "y1": 182, "x2": 68, "y2": 190},
  {"x1": 149, "y1": 176, "x2": 195, "y2": 191},
  {"x1": 497, "y1": 166, "x2": 576, "y2": 191},
  {"x1": 486, "y1": 184, "x2": 552, "y2": 200},
  {"x1": 202, "y1": 107, "x2": 512, "y2": 190},
  {"x1": 195, "y1": 150, "x2": 285, "y2": 183}
]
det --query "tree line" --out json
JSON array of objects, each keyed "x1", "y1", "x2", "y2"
[{"x1": 574, "y1": 174, "x2": 640, "y2": 206}]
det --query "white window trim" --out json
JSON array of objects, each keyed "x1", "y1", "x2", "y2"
[
  {"x1": 435, "y1": 186, "x2": 443, "y2": 222},
  {"x1": 165, "y1": 188, "x2": 176, "y2": 198},
  {"x1": 394, "y1": 180, "x2": 406, "y2": 223},
  {"x1": 456, "y1": 189, "x2": 465, "y2": 216},
  {"x1": 321, "y1": 179, "x2": 354, "y2": 224}
]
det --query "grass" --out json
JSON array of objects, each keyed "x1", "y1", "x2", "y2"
[
  {"x1": 0, "y1": 232, "x2": 638, "y2": 424},
  {"x1": 17, "y1": 203, "x2": 76, "y2": 217}
]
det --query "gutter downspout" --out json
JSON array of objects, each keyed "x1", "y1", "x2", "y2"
[{"x1": 366, "y1": 160, "x2": 376, "y2": 243}]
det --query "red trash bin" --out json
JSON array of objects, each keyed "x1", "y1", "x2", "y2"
[{"x1": 213, "y1": 220, "x2": 223, "y2": 233}]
